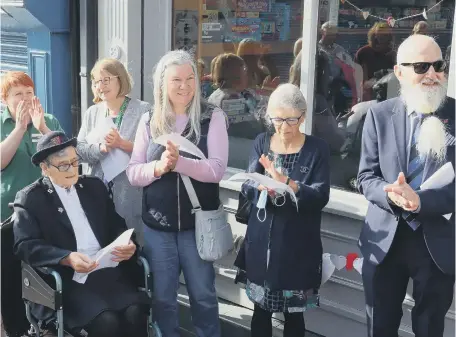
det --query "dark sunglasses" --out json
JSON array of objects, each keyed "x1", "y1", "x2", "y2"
[{"x1": 400, "y1": 60, "x2": 446, "y2": 74}]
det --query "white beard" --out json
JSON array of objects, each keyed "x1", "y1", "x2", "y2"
[
  {"x1": 400, "y1": 77, "x2": 447, "y2": 162},
  {"x1": 401, "y1": 77, "x2": 447, "y2": 114},
  {"x1": 416, "y1": 116, "x2": 447, "y2": 162}
]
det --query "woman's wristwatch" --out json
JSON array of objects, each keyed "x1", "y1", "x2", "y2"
[{"x1": 286, "y1": 176, "x2": 291, "y2": 185}]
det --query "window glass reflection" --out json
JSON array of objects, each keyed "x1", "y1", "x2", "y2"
[
  {"x1": 314, "y1": 0, "x2": 454, "y2": 192},
  {"x1": 173, "y1": 0, "x2": 305, "y2": 169}
]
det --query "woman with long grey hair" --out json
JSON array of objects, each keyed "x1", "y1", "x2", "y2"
[
  {"x1": 234, "y1": 83, "x2": 330, "y2": 337},
  {"x1": 127, "y1": 50, "x2": 228, "y2": 337}
]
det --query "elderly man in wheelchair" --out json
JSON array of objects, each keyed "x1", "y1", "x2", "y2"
[{"x1": 9, "y1": 131, "x2": 157, "y2": 337}]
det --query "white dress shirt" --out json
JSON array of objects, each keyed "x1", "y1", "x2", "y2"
[{"x1": 53, "y1": 183, "x2": 101, "y2": 258}]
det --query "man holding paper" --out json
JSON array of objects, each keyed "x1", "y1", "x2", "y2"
[
  {"x1": 13, "y1": 131, "x2": 148, "y2": 337},
  {"x1": 357, "y1": 34, "x2": 455, "y2": 337}
]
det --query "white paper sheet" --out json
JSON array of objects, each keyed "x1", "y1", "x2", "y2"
[
  {"x1": 85, "y1": 117, "x2": 131, "y2": 182},
  {"x1": 100, "y1": 148, "x2": 131, "y2": 182},
  {"x1": 86, "y1": 117, "x2": 116, "y2": 144},
  {"x1": 154, "y1": 133, "x2": 206, "y2": 159},
  {"x1": 72, "y1": 229, "x2": 134, "y2": 284},
  {"x1": 420, "y1": 162, "x2": 454, "y2": 220},
  {"x1": 228, "y1": 172, "x2": 298, "y2": 208}
]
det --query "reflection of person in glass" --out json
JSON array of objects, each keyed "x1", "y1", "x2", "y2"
[
  {"x1": 319, "y1": 21, "x2": 359, "y2": 113},
  {"x1": 208, "y1": 53, "x2": 264, "y2": 139},
  {"x1": 412, "y1": 20, "x2": 429, "y2": 35},
  {"x1": 237, "y1": 38, "x2": 279, "y2": 90},
  {"x1": 234, "y1": 84, "x2": 330, "y2": 337},
  {"x1": 293, "y1": 37, "x2": 302, "y2": 58},
  {"x1": 358, "y1": 34, "x2": 454, "y2": 337},
  {"x1": 355, "y1": 22, "x2": 396, "y2": 101},
  {"x1": 290, "y1": 51, "x2": 346, "y2": 153}
]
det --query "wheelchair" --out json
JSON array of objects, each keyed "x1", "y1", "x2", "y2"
[{"x1": 1, "y1": 205, "x2": 162, "y2": 337}]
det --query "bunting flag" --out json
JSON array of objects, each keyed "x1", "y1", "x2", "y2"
[
  {"x1": 321, "y1": 252, "x2": 364, "y2": 285},
  {"x1": 340, "y1": 0, "x2": 445, "y2": 27}
]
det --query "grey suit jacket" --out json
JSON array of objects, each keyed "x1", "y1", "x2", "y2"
[
  {"x1": 77, "y1": 98, "x2": 151, "y2": 243},
  {"x1": 357, "y1": 96, "x2": 455, "y2": 275}
]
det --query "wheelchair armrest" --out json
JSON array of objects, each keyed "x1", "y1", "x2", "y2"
[
  {"x1": 36, "y1": 266, "x2": 55, "y2": 275},
  {"x1": 21, "y1": 263, "x2": 63, "y2": 311},
  {"x1": 137, "y1": 255, "x2": 153, "y2": 295}
]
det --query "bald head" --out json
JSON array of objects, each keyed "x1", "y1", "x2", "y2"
[{"x1": 397, "y1": 35, "x2": 442, "y2": 65}]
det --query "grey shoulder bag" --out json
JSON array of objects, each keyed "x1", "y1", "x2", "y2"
[{"x1": 180, "y1": 175, "x2": 233, "y2": 261}]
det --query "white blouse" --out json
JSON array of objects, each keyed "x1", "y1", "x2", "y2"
[{"x1": 53, "y1": 183, "x2": 101, "y2": 258}]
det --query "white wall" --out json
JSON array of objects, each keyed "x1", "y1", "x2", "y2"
[
  {"x1": 97, "y1": 0, "x2": 143, "y2": 100},
  {"x1": 142, "y1": 0, "x2": 173, "y2": 104}
]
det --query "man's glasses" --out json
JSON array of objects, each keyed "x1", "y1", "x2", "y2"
[
  {"x1": 400, "y1": 61, "x2": 446, "y2": 74},
  {"x1": 91, "y1": 76, "x2": 119, "y2": 87},
  {"x1": 48, "y1": 157, "x2": 81, "y2": 172},
  {"x1": 269, "y1": 113, "x2": 303, "y2": 126}
]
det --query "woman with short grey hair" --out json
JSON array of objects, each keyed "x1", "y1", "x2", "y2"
[
  {"x1": 234, "y1": 83, "x2": 330, "y2": 337},
  {"x1": 77, "y1": 58, "x2": 151, "y2": 243},
  {"x1": 127, "y1": 50, "x2": 228, "y2": 337}
]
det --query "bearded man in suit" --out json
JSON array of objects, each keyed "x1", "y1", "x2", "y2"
[{"x1": 357, "y1": 34, "x2": 455, "y2": 337}]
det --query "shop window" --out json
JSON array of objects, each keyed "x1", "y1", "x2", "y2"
[
  {"x1": 172, "y1": 0, "x2": 305, "y2": 169},
  {"x1": 313, "y1": 0, "x2": 454, "y2": 193}
]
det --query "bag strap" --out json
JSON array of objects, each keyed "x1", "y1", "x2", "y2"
[{"x1": 180, "y1": 175, "x2": 202, "y2": 212}]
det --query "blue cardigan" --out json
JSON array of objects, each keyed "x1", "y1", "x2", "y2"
[{"x1": 234, "y1": 132, "x2": 330, "y2": 291}]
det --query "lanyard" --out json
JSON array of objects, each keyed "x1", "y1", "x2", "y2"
[{"x1": 106, "y1": 96, "x2": 131, "y2": 129}]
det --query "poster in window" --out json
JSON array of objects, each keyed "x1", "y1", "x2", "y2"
[
  {"x1": 174, "y1": 10, "x2": 199, "y2": 54},
  {"x1": 204, "y1": 0, "x2": 236, "y2": 11}
]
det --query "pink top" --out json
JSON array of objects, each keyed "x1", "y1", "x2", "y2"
[{"x1": 127, "y1": 108, "x2": 228, "y2": 186}]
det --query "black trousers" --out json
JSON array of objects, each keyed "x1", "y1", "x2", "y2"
[
  {"x1": 251, "y1": 304, "x2": 306, "y2": 337},
  {"x1": 80, "y1": 304, "x2": 148, "y2": 337},
  {"x1": 362, "y1": 223, "x2": 454, "y2": 337}
]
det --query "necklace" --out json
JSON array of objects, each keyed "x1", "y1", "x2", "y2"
[{"x1": 106, "y1": 96, "x2": 131, "y2": 129}]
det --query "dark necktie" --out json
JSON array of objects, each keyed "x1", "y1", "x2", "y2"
[
  {"x1": 403, "y1": 114, "x2": 424, "y2": 230},
  {"x1": 407, "y1": 115, "x2": 424, "y2": 190}
]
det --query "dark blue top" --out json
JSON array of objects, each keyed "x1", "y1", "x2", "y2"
[{"x1": 234, "y1": 132, "x2": 331, "y2": 291}]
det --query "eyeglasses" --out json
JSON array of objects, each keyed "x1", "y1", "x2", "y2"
[
  {"x1": 400, "y1": 61, "x2": 446, "y2": 74},
  {"x1": 48, "y1": 156, "x2": 81, "y2": 172},
  {"x1": 91, "y1": 76, "x2": 118, "y2": 87},
  {"x1": 269, "y1": 114, "x2": 303, "y2": 126}
]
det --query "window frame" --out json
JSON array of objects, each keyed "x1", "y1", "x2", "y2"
[{"x1": 160, "y1": 0, "x2": 456, "y2": 220}]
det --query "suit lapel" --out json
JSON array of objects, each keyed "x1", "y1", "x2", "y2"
[
  {"x1": 75, "y1": 180, "x2": 107, "y2": 246},
  {"x1": 41, "y1": 178, "x2": 74, "y2": 233},
  {"x1": 391, "y1": 102, "x2": 408, "y2": 173}
]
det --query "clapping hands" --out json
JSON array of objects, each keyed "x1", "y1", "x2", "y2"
[
  {"x1": 155, "y1": 141, "x2": 180, "y2": 177},
  {"x1": 258, "y1": 154, "x2": 286, "y2": 197},
  {"x1": 384, "y1": 172, "x2": 420, "y2": 212}
]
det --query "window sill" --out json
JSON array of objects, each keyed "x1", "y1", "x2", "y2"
[{"x1": 220, "y1": 167, "x2": 368, "y2": 221}]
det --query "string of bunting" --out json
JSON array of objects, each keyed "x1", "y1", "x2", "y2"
[
  {"x1": 340, "y1": 0, "x2": 445, "y2": 28},
  {"x1": 321, "y1": 252, "x2": 363, "y2": 285}
]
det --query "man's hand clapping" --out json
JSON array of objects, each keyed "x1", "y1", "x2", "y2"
[{"x1": 384, "y1": 172, "x2": 420, "y2": 212}]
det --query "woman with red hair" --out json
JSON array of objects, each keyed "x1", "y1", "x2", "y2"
[{"x1": 0, "y1": 71, "x2": 62, "y2": 221}]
